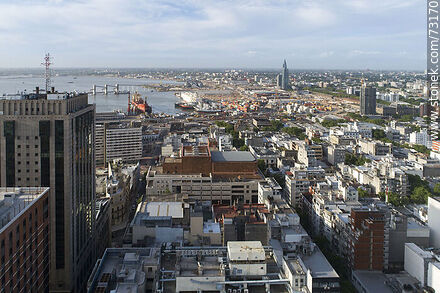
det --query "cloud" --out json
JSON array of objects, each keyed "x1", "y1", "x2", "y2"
[
  {"x1": 349, "y1": 50, "x2": 382, "y2": 56},
  {"x1": 0, "y1": 0, "x2": 427, "y2": 69},
  {"x1": 318, "y1": 51, "x2": 335, "y2": 58}
]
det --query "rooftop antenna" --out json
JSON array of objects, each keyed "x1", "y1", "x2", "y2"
[{"x1": 41, "y1": 53, "x2": 52, "y2": 93}]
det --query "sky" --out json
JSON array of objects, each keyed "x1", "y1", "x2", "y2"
[{"x1": 0, "y1": 0, "x2": 427, "y2": 70}]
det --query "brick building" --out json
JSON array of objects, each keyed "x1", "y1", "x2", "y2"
[
  {"x1": 0, "y1": 187, "x2": 50, "y2": 293},
  {"x1": 349, "y1": 208, "x2": 386, "y2": 271},
  {"x1": 162, "y1": 146, "x2": 257, "y2": 177}
]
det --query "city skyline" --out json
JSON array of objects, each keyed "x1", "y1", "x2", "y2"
[{"x1": 0, "y1": 0, "x2": 426, "y2": 70}]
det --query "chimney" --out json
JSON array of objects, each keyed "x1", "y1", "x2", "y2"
[
  {"x1": 51, "y1": 86, "x2": 55, "y2": 93},
  {"x1": 35, "y1": 87, "x2": 39, "y2": 94}
]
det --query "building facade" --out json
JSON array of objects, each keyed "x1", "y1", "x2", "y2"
[
  {"x1": 0, "y1": 187, "x2": 50, "y2": 293},
  {"x1": 360, "y1": 85, "x2": 377, "y2": 115},
  {"x1": 0, "y1": 92, "x2": 96, "y2": 292}
]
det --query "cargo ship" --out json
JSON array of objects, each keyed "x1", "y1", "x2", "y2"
[
  {"x1": 175, "y1": 102, "x2": 195, "y2": 110},
  {"x1": 128, "y1": 92, "x2": 152, "y2": 114}
]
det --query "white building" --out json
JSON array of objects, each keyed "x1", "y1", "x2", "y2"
[
  {"x1": 410, "y1": 130, "x2": 432, "y2": 148},
  {"x1": 428, "y1": 197, "x2": 440, "y2": 248},
  {"x1": 404, "y1": 243, "x2": 433, "y2": 286},
  {"x1": 285, "y1": 166, "x2": 326, "y2": 207},
  {"x1": 105, "y1": 125, "x2": 143, "y2": 163},
  {"x1": 258, "y1": 177, "x2": 282, "y2": 204},
  {"x1": 428, "y1": 261, "x2": 440, "y2": 292}
]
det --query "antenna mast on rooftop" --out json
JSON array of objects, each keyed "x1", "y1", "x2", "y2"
[{"x1": 41, "y1": 53, "x2": 52, "y2": 93}]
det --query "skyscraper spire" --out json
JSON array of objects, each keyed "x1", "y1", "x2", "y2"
[{"x1": 280, "y1": 59, "x2": 289, "y2": 90}]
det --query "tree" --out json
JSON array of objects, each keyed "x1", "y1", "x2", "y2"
[
  {"x1": 282, "y1": 127, "x2": 306, "y2": 140},
  {"x1": 386, "y1": 191, "x2": 410, "y2": 207},
  {"x1": 372, "y1": 129, "x2": 386, "y2": 140},
  {"x1": 434, "y1": 183, "x2": 440, "y2": 195},
  {"x1": 321, "y1": 119, "x2": 346, "y2": 128},
  {"x1": 408, "y1": 174, "x2": 429, "y2": 193},
  {"x1": 411, "y1": 186, "x2": 431, "y2": 204},
  {"x1": 272, "y1": 173, "x2": 286, "y2": 188},
  {"x1": 345, "y1": 153, "x2": 369, "y2": 166},
  {"x1": 398, "y1": 115, "x2": 414, "y2": 122},
  {"x1": 239, "y1": 145, "x2": 249, "y2": 151},
  {"x1": 232, "y1": 138, "x2": 245, "y2": 148},
  {"x1": 357, "y1": 188, "x2": 369, "y2": 198},
  {"x1": 257, "y1": 159, "x2": 266, "y2": 172}
]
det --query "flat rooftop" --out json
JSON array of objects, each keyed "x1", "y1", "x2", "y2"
[
  {"x1": 203, "y1": 222, "x2": 221, "y2": 234},
  {"x1": 182, "y1": 145, "x2": 210, "y2": 157},
  {"x1": 227, "y1": 241, "x2": 265, "y2": 261},
  {"x1": 0, "y1": 187, "x2": 49, "y2": 233},
  {"x1": 300, "y1": 247, "x2": 339, "y2": 279},
  {"x1": 88, "y1": 248, "x2": 159, "y2": 293},
  {"x1": 352, "y1": 270, "x2": 393, "y2": 293},
  {"x1": 211, "y1": 151, "x2": 256, "y2": 162},
  {"x1": 1, "y1": 92, "x2": 86, "y2": 100}
]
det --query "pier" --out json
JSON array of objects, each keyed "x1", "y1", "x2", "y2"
[{"x1": 91, "y1": 83, "x2": 183, "y2": 95}]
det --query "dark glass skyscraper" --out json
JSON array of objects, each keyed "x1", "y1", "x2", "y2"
[
  {"x1": 281, "y1": 59, "x2": 290, "y2": 90},
  {"x1": 360, "y1": 84, "x2": 377, "y2": 115},
  {"x1": 0, "y1": 92, "x2": 96, "y2": 292}
]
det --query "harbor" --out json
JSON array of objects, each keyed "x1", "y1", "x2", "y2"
[{"x1": 0, "y1": 74, "x2": 184, "y2": 114}]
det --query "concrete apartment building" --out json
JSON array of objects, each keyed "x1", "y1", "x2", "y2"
[
  {"x1": 403, "y1": 243, "x2": 440, "y2": 291},
  {"x1": 296, "y1": 141, "x2": 323, "y2": 167},
  {"x1": 358, "y1": 139, "x2": 392, "y2": 156},
  {"x1": 0, "y1": 92, "x2": 96, "y2": 292},
  {"x1": 0, "y1": 187, "x2": 50, "y2": 293},
  {"x1": 285, "y1": 166, "x2": 326, "y2": 207},
  {"x1": 95, "y1": 118, "x2": 142, "y2": 166}
]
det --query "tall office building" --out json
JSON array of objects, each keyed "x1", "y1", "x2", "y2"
[
  {"x1": 281, "y1": 59, "x2": 290, "y2": 90},
  {"x1": 0, "y1": 91, "x2": 96, "y2": 292},
  {"x1": 276, "y1": 74, "x2": 283, "y2": 88},
  {"x1": 95, "y1": 119, "x2": 142, "y2": 167},
  {"x1": 360, "y1": 84, "x2": 377, "y2": 115}
]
